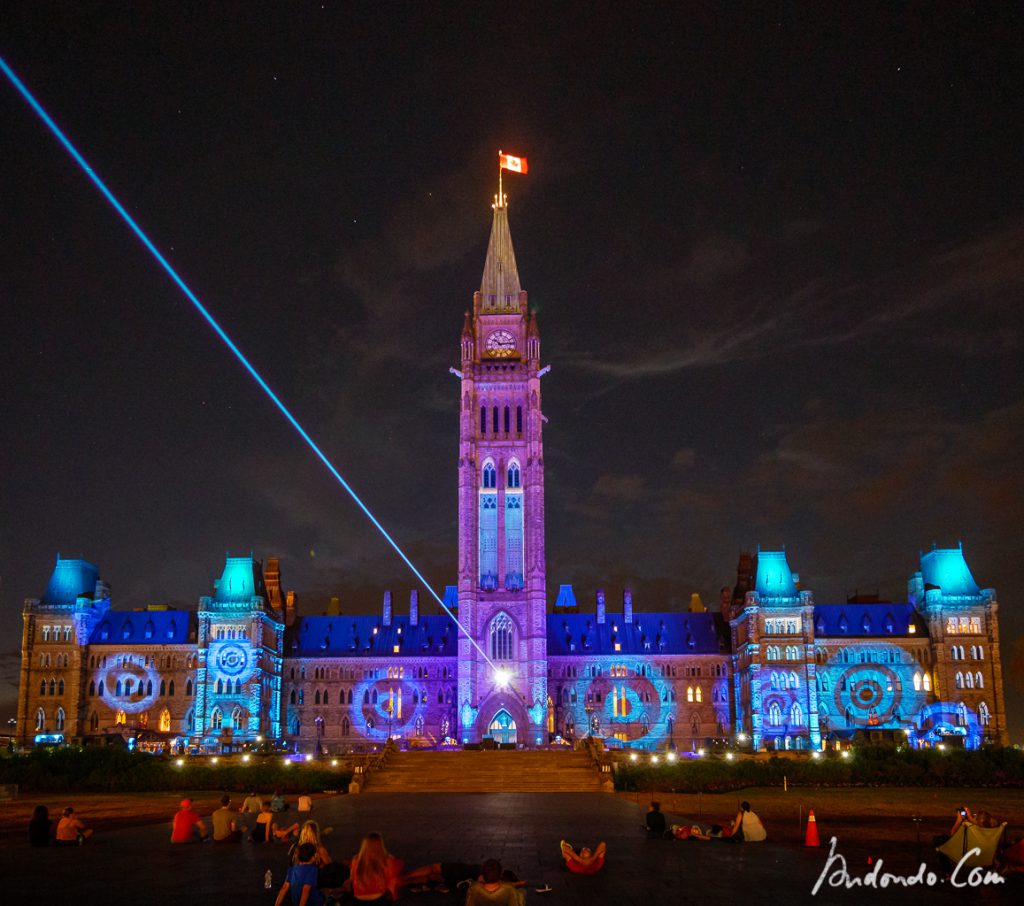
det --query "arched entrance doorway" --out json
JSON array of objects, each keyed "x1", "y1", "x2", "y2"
[{"x1": 489, "y1": 709, "x2": 517, "y2": 745}]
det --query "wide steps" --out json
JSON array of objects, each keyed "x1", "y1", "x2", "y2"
[{"x1": 364, "y1": 750, "x2": 604, "y2": 793}]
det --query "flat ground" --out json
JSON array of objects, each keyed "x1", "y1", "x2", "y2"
[{"x1": 1, "y1": 790, "x2": 1020, "y2": 904}]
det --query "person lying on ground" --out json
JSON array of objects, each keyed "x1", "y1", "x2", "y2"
[{"x1": 560, "y1": 840, "x2": 606, "y2": 874}]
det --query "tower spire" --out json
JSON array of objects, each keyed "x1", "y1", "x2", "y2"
[{"x1": 480, "y1": 182, "x2": 521, "y2": 312}]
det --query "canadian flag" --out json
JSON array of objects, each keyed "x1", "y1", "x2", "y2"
[{"x1": 499, "y1": 152, "x2": 528, "y2": 174}]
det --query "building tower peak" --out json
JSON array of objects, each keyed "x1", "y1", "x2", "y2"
[{"x1": 479, "y1": 191, "x2": 522, "y2": 313}]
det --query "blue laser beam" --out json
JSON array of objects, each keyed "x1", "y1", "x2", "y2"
[{"x1": 0, "y1": 54, "x2": 497, "y2": 672}]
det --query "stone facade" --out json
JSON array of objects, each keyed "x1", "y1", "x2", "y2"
[{"x1": 15, "y1": 194, "x2": 1008, "y2": 751}]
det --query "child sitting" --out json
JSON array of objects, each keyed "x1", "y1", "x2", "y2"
[{"x1": 275, "y1": 842, "x2": 323, "y2": 906}]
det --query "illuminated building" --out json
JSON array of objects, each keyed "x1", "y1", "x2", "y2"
[{"x1": 14, "y1": 193, "x2": 1008, "y2": 751}]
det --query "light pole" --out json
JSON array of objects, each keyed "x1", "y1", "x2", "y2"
[
  {"x1": 383, "y1": 698, "x2": 394, "y2": 741},
  {"x1": 584, "y1": 701, "x2": 594, "y2": 738}
]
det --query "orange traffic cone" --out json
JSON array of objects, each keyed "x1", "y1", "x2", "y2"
[{"x1": 804, "y1": 809, "x2": 821, "y2": 847}]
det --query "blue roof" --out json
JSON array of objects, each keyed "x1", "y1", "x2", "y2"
[
  {"x1": 755, "y1": 551, "x2": 799, "y2": 598},
  {"x1": 89, "y1": 610, "x2": 197, "y2": 644},
  {"x1": 42, "y1": 556, "x2": 100, "y2": 606},
  {"x1": 813, "y1": 603, "x2": 926, "y2": 637},
  {"x1": 289, "y1": 614, "x2": 460, "y2": 657},
  {"x1": 545, "y1": 612, "x2": 724, "y2": 656},
  {"x1": 554, "y1": 585, "x2": 578, "y2": 609},
  {"x1": 920, "y1": 547, "x2": 981, "y2": 597},
  {"x1": 213, "y1": 556, "x2": 267, "y2": 603}
]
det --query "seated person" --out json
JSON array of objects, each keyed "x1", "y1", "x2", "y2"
[
  {"x1": 251, "y1": 802, "x2": 275, "y2": 843},
  {"x1": 297, "y1": 793, "x2": 313, "y2": 813},
  {"x1": 270, "y1": 790, "x2": 288, "y2": 812},
  {"x1": 728, "y1": 801, "x2": 766, "y2": 842},
  {"x1": 28, "y1": 805, "x2": 52, "y2": 847},
  {"x1": 212, "y1": 794, "x2": 243, "y2": 843},
  {"x1": 645, "y1": 801, "x2": 667, "y2": 837},
  {"x1": 55, "y1": 806, "x2": 94, "y2": 845},
  {"x1": 347, "y1": 832, "x2": 404, "y2": 901},
  {"x1": 936, "y1": 806, "x2": 1004, "y2": 873},
  {"x1": 560, "y1": 840, "x2": 606, "y2": 874},
  {"x1": 465, "y1": 860, "x2": 524, "y2": 906},
  {"x1": 170, "y1": 798, "x2": 208, "y2": 844},
  {"x1": 275, "y1": 842, "x2": 324, "y2": 906}
]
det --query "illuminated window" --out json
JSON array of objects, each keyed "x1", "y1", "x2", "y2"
[
  {"x1": 231, "y1": 707, "x2": 245, "y2": 729},
  {"x1": 159, "y1": 709, "x2": 171, "y2": 732},
  {"x1": 211, "y1": 708, "x2": 223, "y2": 730},
  {"x1": 687, "y1": 686, "x2": 694, "y2": 702},
  {"x1": 955, "y1": 672, "x2": 964, "y2": 689},
  {"x1": 979, "y1": 701, "x2": 990, "y2": 726},
  {"x1": 970, "y1": 617, "x2": 981, "y2": 633},
  {"x1": 975, "y1": 672, "x2": 983, "y2": 689},
  {"x1": 913, "y1": 672, "x2": 921, "y2": 691},
  {"x1": 115, "y1": 710, "x2": 126, "y2": 726},
  {"x1": 923, "y1": 673, "x2": 932, "y2": 692},
  {"x1": 790, "y1": 702, "x2": 803, "y2": 725},
  {"x1": 768, "y1": 702, "x2": 782, "y2": 726},
  {"x1": 42, "y1": 626, "x2": 50, "y2": 642},
  {"x1": 35, "y1": 708, "x2": 45, "y2": 731},
  {"x1": 695, "y1": 686, "x2": 703, "y2": 703},
  {"x1": 139, "y1": 712, "x2": 149, "y2": 729},
  {"x1": 946, "y1": 617, "x2": 957, "y2": 634},
  {"x1": 64, "y1": 626, "x2": 72, "y2": 642},
  {"x1": 490, "y1": 612, "x2": 514, "y2": 661}
]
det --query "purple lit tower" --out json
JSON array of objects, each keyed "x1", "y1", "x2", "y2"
[{"x1": 455, "y1": 188, "x2": 548, "y2": 744}]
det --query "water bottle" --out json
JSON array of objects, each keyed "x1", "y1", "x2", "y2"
[{"x1": 264, "y1": 869, "x2": 272, "y2": 890}]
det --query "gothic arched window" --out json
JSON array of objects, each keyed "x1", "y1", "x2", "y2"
[
  {"x1": 768, "y1": 702, "x2": 782, "y2": 726},
  {"x1": 490, "y1": 613, "x2": 514, "y2": 661},
  {"x1": 211, "y1": 708, "x2": 223, "y2": 730},
  {"x1": 159, "y1": 709, "x2": 171, "y2": 732},
  {"x1": 791, "y1": 702, "x2": 803, "y2": 725},
  {"x1": 35, "y1": 708, "x2": 45, "y2": 731},
  {"x1": 507, "y1": 461, "x2": 521, "y2": 488}
]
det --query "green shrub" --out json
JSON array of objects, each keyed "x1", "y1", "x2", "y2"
[
  {"x1": 0, "y1": 747, "x2": 352, "y2": 793},
  {"x1": 613, "y1": 747, "x2": 1024, "y2": 793}
]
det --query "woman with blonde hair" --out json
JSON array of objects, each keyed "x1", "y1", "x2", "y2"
[
  {"x1": 291, "y1": 820, "x2": 332, "y2": 867},
  {"x1": 348, "y1": 832, "x2": 404, "y2": 901}
]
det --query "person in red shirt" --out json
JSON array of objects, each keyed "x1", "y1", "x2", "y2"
[{"x1": 170, "y1": 798, "x2": 208, "y2": 843}]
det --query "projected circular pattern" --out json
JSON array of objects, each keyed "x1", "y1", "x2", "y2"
[
  {"x1": 352, "y1": 679, "x2": 429, "y2": 741},
  {"x1": 214, "y1": 643, "x2": 250, "y2": 678},
  {"x1": 97, "y1": 662, "x2": 161, "y2": 714},
  {"x1": 581, "y1": 676, "x2": 665, "y2": 741},
  {"x1": 832, "y1": 664, "x2": 901, "y2": 725}
]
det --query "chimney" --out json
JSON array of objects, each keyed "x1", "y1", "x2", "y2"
[
  {"x1": 382, "y1": 590, "x2": 392, "y2": 627},
  {"x1": 719, "y1": 586, "x2": 732, "y2": 620},
  {"x1": 285, "y1": 591, "x2": 297, "y2": 627},
  {"x1": 327, "y1": 596, "x2": 341, "y2": 616},
  {"x1": 623, "y1": 588, "x2": 633, "y2": 623},
  {"x1": 596, "y1": 588, "x2": 606, "y2": 624},
  {"x1": 409, "y1": 589, "x2": 419, "y2": 626}
]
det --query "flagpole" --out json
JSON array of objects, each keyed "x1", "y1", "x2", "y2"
[{"x1": 498, "y1": 149, "x2": 503, "y2": 206}]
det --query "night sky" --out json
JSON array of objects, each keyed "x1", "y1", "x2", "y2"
[{"x1": 2, "y1": 6, "x2": 1022, "y2": 735}]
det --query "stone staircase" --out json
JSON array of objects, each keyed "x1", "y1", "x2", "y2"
[{"x1": 364, "y1": 749, "x2": 606, "y2": 793}]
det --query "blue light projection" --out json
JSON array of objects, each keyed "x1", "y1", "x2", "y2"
[
  {"x1": 816, "y1": 642, "x2": 928, "y2": 736},
  {"x1": 95, "y1": 659, "x2": 162, "y2": 715},
  {"x1": 0, "y1": 55, "x2": 497, "y2": 675},
  {"x1": 208, "y1": 641, "x2": 255, "y2": 685}
]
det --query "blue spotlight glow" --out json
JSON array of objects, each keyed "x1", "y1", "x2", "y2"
[{"x1": 0, "y1": 55, "x2": 495, "y2": 670}]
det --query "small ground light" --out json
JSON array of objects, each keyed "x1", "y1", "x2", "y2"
[
  {"x1": 937, "y1": 743, "x2": 946, "y2": 751},
  {"x1": 331, "y1": 759, "x2": 338, "y2": 767},
  {"x1": 630, "y1": 752, "x2": 639, "y2": 762},
  {"x1": 666, "y1": 752, "x2": 677, "y2": 762},
  {"x1": 256, "y1": 735, "x2": 263, "y2": 743},
  {"x1": 841, "y1": 751, "x2": 851, "y2": 759},
  {"x1": 283, "y1": 758, "x2": 291, "y2": 766},
  {"x1": 305, "y1": 754, "x2": 313, "y2": 762},
  {"x1": 726, "y1": 752, "x2": 735, "y2": 761},
  {"x1": 651, "y1": 755, "x2": 659, "y2": 764},
  {"x1": 812, "y1": 751, "x2": 821, "y2": 760},
  {"x1": 697, "y1": 748, "x2": 705, "y2": 757},
  {"x1": 211, "y1": 756, "x2": 219, "y2": 764},
  {"x1": 242, "y1": 754, "x2": 250, "y2": 763},
  {"x1": 176, "y1": 758, "x2": 184, "y2": 767}
]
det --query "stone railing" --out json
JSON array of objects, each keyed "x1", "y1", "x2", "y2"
[{"x1": 347, "y1": 740, "x2": 396, "y2": 794}]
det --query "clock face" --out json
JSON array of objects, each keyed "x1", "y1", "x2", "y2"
[{"x1": 485, "y1": 330, "x2": 517, "y2": 358}]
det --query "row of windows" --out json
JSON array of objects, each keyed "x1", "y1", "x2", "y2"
[
  {"x1": 479, "y1": 405, "x2": 524, "y2": 437},
  {"x1": 946, "y1": 616, "x2": 983, "y2": 635},
  {"x1": 767, "y1": 701, "x2": 804, "y2": 727},
  {"x1": 39, "y1": 678, "x2": 64, "y2": 696},
  {"x1": 38, "y1": 653, "x2": 70, "y2": 668},
  {"x1": 213, "y1": 626, "x2": 247, "y2": 640},
  {"x1": 764, "y1": 645, "x2": 801, "y2": 661},
  {"x1": 950, "y1": 645, "x2": 985, "y2": 661},
  {"x1": 39, "y1": 625, "x2": 73, "y2": 642},
  {"x1": 288, "y1": 686, "x2": 457, "y2": 708},
  {"x1": 87, "y1": 678, "x2": 194, "y2": 697},
  {"x1": 764, "y1": 618, "x2": 801, "y2": 635},
  {"x1": 955, "y1": 671, "x2": 985, "y2": 690},
  {"x1": 767, "y1": 671, "x2": 800, "y2": 690}
]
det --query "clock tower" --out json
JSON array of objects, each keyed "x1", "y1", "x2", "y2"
[{"x1": 455, "y1": 190, "x2": 548, "y2": 745}]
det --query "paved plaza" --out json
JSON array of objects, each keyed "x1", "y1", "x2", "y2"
[{"x1": 2, "y1": 793, "x2": 1016, "y2": 904}]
